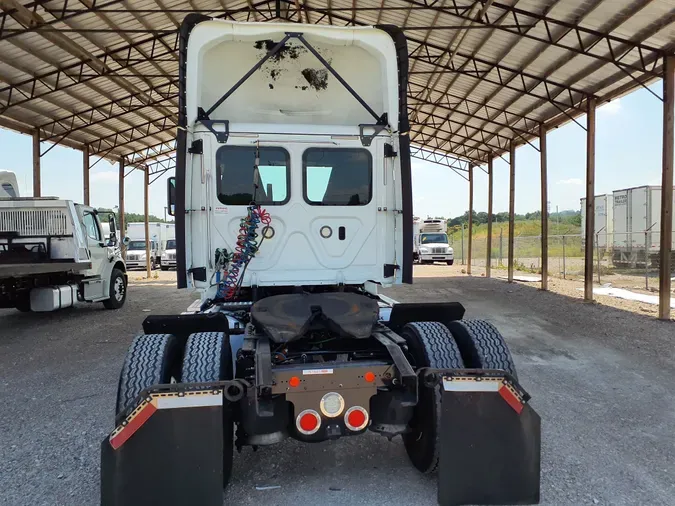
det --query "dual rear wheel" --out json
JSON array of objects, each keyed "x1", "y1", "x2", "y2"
[
  {"x1": 401, "y1": 319, "x2": 516, "y2": 473},
  {"x1": 115, "y1": 332, "x2": 235, "y2": 487},
  {"x1": 114, "y1": 320, "x2": 516, "y2": 485}
]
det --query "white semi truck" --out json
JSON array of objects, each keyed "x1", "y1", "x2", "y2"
[
  {"x1": 0, "y1": 197, "x2": 126, "y2": 311},
  {"x1": 413, "y1": 218, "x2": 454, "y2": 265},
  {"x1": 101, "y1": 18, "x2": 540, "y2": 506}
]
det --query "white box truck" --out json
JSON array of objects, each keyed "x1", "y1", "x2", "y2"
[
  {"x1": 612, "y1": 185, "x2": 675, "y2": 267},
  {"x1": 125, "y1": 222, "x2": 163, "y2": 270},
  {"x1": 161, "y1": 223, "x2": 176, "y2": 270},
  {"x1": 413, "y1": 218, "x2": 454, "y2": 265},
  {"x1": 580, "y1": 194, "x2": 613, "y2": 249}
]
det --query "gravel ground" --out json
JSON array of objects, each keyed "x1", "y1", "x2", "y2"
[{"x1": 1, "y1": 268, "x2": 674, "y2": 506}]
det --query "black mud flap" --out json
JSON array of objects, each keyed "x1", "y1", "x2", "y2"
[
  {"x1": 101, "y1": 387, "x2": 225, "y2": 506},
  {"x1": 437, "y1": 372, "x2": 541, "y2": 505}
]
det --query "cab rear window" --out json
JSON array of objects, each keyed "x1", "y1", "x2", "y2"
[
  {"x1": 216, "y1": 146, "x2": 290, "y2": 205},
  {"x1": 303, "y1": 148, "x2": 372, "y2": 206}
]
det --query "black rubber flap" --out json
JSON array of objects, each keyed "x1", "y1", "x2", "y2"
[
  {"x1": 251, "y1": 292, "x2": 379, "y2": 343},
  {"x1": 438, "y1": 388, "x2": 541, "y2": 505},
  {"x1": 101, "y1": 405, "x2": 224, "y2": 506}
]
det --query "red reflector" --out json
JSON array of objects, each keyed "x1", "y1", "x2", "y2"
[
  {"x1": 345, "y1": 406, "x2": 368, "y2": 431},
  {"x1": 498, "y1": 385, "x2": 523, "y2": 414},
  {"x1": 364, "y1": 371, "x2": 376, "y2": 383},
  {"x1": 110, "y1": 402, "x2": 157, "y2": 449},
  {"x1": 296, "y1": 409, "x2": 321, "y2": 435},
  {"x1": 348, "y1": 409, "x2": 366, "y2": 428},
  {"x1": 300, "y1": 413, "x2": 318, "y2": 432},
  {"x1": 289, "y1": 376, "x2": 301, "y2": 388}
]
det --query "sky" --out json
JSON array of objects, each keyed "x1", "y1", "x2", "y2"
[{"x1": 0, "y1": 82, "x2": 668, "y2": 220}]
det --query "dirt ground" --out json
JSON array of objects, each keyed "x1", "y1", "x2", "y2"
[{"x1": 1, "y1": 268, "x2": 674, "y2": 505}]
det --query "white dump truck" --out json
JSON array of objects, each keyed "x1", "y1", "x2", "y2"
[
  {"x1": 0, "y1": 197, "x2": 126, "y2": 311},
  {"x1": 101, "y1": 18, "x2": 540, "y2": 506}
]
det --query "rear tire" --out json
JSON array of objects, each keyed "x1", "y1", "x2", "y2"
[
  {"x1": 445, "y1": 319, "x2": 517, "y2": 380},
  {"x1": 446, "y1": 260, "x2": 454, "y2": 266},
  {"x1": 181, "y1": 332, "x2": 234, "y2": 489},
  {"x1": 401, "y1": 322, "x2": 464, "y2": 474},
  {"x1": 161, "y1": 266, "x2": 169, "y2": 271},
  {"x1": 115, "y1": 334, "x2": 180, "y2": 416}
]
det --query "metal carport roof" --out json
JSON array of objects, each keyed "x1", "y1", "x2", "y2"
[{"x1": 0, "y1": 0, "x2": 673, "y2": 178}]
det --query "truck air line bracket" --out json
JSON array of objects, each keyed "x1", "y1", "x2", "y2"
[
  {"x1": 196, "y1": 31, "x2": 388, "y2": 143},
  {"x1": 430, "y1": 369, "x2": 541, "y2": 506}
]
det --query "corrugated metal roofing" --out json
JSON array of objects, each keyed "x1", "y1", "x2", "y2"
[{"x1": 0, "y1": 0, "x2": 673, "y2": 176}]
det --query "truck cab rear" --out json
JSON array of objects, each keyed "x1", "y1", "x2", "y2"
[{"x1": 102, "y1": 17, "x2": 540, "y2": 506}]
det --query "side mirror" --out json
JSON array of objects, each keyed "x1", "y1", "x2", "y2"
[
  {"x1": 167, "y1": 177, "x2": 176, "y2": 216},
  {"x1": 108, "y1": 214, "x2": 118, "y2": 245},
  {"x1": 122, "y1": 236, "x2": 130, "y2": 247}
]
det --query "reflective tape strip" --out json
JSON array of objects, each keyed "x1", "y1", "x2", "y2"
[
  {"x1": 109, "y1": 390, "x2": 223, "y2": 450},
  {"x1": 442, "y1": 378, "x2": 501, "y2": 392},
  {"x1": 498, "y1": 384, "x2": 524, "y2": 414},
  {"x1": 155, "y1": 393, "x2": 222, "y2": 410},
  {"x1": 110, "y1": 402, "x2": 157, "y2": 450}
]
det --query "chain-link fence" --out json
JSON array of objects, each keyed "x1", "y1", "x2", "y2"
[{"x1": 450, "y1": 230, "x2": 674, "y2": 292}]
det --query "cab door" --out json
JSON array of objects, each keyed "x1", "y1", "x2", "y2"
[{"x1": 81, "y1": 209, "x2": 108, "y2": 278}]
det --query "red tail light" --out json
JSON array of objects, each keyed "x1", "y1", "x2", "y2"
[
  {"x1": 344, "y1": 406, "x2": 369, "y2": 431},
  {"x1": 296, "y1": 409, "x2": 321, "y2": 435}
]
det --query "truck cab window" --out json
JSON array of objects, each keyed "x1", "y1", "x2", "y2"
[
  {"x1": 216, "y1": 146, "x2": 290, "y2": 205},
  {"x1": 1, "y1": 183, "x2": 17, "y2": 197},
  {"x1": 128, "y1": 240, "x2": 146, "y2": 250},
  {"x1": 421, "y1": 233, "x2": 448, "y2": 244},
  {"x1": 83, "y1": 212, "x2": 101, "y2": 241},
  {"x1": 303, "y1": 148, "x2": 372, "y2": 206}
]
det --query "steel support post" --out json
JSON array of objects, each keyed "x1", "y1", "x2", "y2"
[
  {"x1": 83, "y1": 145, "x2": 90, "y2": 206},
  {"x1": 508, "y1": 142, "x2": 516, "y2": 283},
  {"x1": 145, "y1": 168, "x2": 151, "y2": 279},
  {"x1": 32, "y1": 129, "x2": 41, "y2": 197},
  {"x1": 659, "y1": 56, "x2": 674, "y2": 320},
  {"x1": 584, "y1": 97, "x2": 597, "y2": 301},
  {"x1": 486, "y1": 156, "x2": 494, "y2": 278},
  {"x1": 468, "y1": 165, "x2": 473, "y2": 275},
  {"x1": 119, "y1": 158, "x2": 125, "y2": 260},
  {"x1": 540, "y1": 124, "x2": 549, "y2": 290}
]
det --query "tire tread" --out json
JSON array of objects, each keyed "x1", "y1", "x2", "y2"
[{"x1": 116, "y1": 333, "x2": 176, "y2": 414}]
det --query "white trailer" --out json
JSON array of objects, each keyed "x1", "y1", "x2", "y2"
[
  {"x1": 612, "y1": 185, "x2": 675, "y2": 267},
  {"x1": 0, "y1": 198, "x2": 126, "y2": 311},
  {"x1": 580, "y1": 194, "x2": 613, "y2": 249}
]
